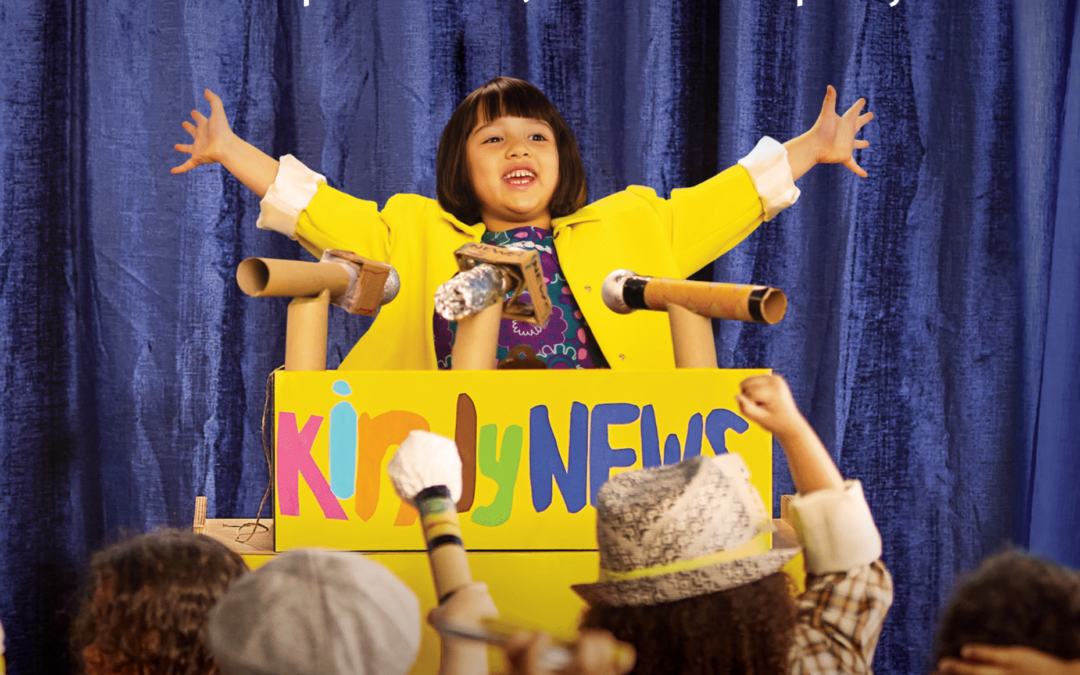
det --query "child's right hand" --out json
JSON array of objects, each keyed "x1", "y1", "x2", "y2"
[
  {"x1": 936, "y1": 645, "x2": 1080, "y2": 675},
  {"x1": 735, "y1": 375, "x2": 808, "y2": 438},
  {"x1": 171, "y1": 89, "x2": 236, "y2": 174}
]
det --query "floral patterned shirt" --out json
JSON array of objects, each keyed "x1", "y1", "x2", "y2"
[{"x1": 433, "y1": 226, "x2": 609, "y2": 369}]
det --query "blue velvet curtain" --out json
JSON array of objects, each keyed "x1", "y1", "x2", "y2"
[{"x1": 1, "y1": 0, "x2": 1076, "y2": 673}]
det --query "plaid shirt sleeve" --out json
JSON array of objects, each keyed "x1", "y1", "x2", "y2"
[{"x1": 789, "y1": 559, "x2": 894, "y2": 675}]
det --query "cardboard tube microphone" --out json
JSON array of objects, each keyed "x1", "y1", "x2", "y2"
[
  {"x1": 601, "y1": 269, "x2": 788, "y2": 324},
  {"x1": 387, "y1": 430, "x2": 472, "y2": 603},
  {"x1": 435, "y1": 243, "x2": 552, "y2": 325},
  {"x1": 237, "y1": 251, "x2": 400, "y2": 371},
  {"x1": 236, "y1": 251, "x2": 400, "y2": 316},
  {"x1": 436, "y1": 243, "x2": 554, "y2": 370}
]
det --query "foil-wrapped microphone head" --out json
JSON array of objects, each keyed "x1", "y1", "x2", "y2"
[
  {"x1": 602, "y1": 269, "x2": 637, "y2": 315},
  {"x1": 381, "y1": 267, "x2": 401, "y2": 305}
]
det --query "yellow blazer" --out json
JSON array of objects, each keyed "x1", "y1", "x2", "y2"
[{"x1": 293, "y1": 164, "x2": 769, "y2": 370}]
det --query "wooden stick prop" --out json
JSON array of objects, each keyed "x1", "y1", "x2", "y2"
[
  {"x1": 601, "y1": 269, "x2": 787, "y2": 324},
  {"x1": 236, "y1": 251, "x2": 399, "y2": 370},
  {"x1": 387, "y1": 430, "x2": 471, "y2": 603}
]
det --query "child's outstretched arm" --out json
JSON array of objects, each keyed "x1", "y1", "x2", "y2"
[
  {"x1": 428, "y1": 581, "x2": 498, "y2": 675},
  {"x1": 736, "y1": 374, "x2": 844, "y2": 495},
  {"x1": 782, "y1": 85, "x2": 874, "y2": 183},
  {"x1": 738, "y1": 374, "x2": 891, "y2": 673},
  {"x1": 172, "y1": 89, "x2": 279, "y2": 198}
]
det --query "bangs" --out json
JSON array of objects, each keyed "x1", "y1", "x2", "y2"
[{"x1": 468, "y1": 79, "x2": 562, "y2": 131}]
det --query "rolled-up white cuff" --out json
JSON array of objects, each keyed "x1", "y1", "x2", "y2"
[
  {"x1": 789, "y1": 479, "x2": 882, "y2": 574},
  {"x1": 256, "y1": 154, "x2": 327, "y2": 239},
  {"x1": 737, "y1": 136, "x2": 800, "y2": 221}
]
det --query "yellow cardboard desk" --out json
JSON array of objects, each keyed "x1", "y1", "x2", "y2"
[{"x1": 263, "y1": 369, "x2": 782, "y2": 674}]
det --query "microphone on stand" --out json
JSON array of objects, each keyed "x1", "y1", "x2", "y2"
[
  {"x1": 434, "y1": 243, "x2": 552, "y2": 326},
  {"x1": 601, "y1": 269, "x2": 787, "y2": 324}
]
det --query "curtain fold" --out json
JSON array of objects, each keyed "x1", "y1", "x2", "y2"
[{"x1": 0, "y1": 1, "x2": 1076, "y2": 673}]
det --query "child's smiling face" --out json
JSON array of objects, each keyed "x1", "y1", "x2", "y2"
[{"x1": 466, "y1": 115, "x2": 560, "y2": 231}]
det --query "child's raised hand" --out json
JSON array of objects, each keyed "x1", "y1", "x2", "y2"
[
  {"x1": 171, "y1": 89, "x2": 236, "y2": 174},
  {"x1": 807, "y1": 85, "x2": 874, "y2": 177},
  {"x1": 735, "y1": 375, "x2": 807, "y2": 438}
]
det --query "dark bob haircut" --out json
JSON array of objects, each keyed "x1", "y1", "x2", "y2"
[
  {"x1": 933, "y1": 550, "x2": 1080, "y2": 665},
  {"x1": 72, "y1": 529, "x2": 248, "y2": 675},
  {"x1": 436, "y1": 76, "x2": 588, "y2": 226},
  {"x1": 580, "y1": 572, "x2": 798, "y2": 675}
]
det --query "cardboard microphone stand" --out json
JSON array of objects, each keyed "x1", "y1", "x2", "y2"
[{"x1": 668, "y1": 303, "x2": 719, "y2": 369}]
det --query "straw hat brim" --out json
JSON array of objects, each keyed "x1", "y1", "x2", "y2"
[{"x1": 571, "y1": 547, "x2": 799, "y2": 607}]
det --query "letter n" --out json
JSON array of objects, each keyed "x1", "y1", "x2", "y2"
[{"x1": 529, "y1": 404, "x2": 588, "y2": 513}]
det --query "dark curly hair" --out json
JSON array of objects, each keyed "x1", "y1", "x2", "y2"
[
  {"x1": 72, "y1": 529, "x2": 247, "y2": 675},
  {"x1": 581, "y1": 572, "x2": 798, "y2": 675},
  {"x1": 933, "y1": 550, "x2": 1080, "y2": 664},
  {"x1": 436, "y1": 76, "x2": 588, "y2": 226}
]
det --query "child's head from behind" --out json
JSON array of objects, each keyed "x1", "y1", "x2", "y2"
[
  {"x1": 581, "y1": 573, "x2": 797, "y2": 675},
  {"x1": 206, "y1": 548, "x2": 421, "y2": 675},
  {"x1": 572, "y1": 455, "x2": 800, "y2": 675},
  {"x1": 934, "y1": 550, "x2": 1080, "y2": 663},
  {"x1": 437, "y1": 77, "x2": 587, "y2": 226},
  {"x1": 72, "y1": 529, "x2": 247, "y2": 675}
]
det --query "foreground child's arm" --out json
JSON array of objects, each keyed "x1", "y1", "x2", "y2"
[
  {"x1": 428, "y1": 581, "x2": 498, "y2": 675},
  {"x1": 737, "y1": 375, "x2": 892, "y2": 674},
  {"x1": 171, "y1": 89, "x2": 279, "y2": 198}
]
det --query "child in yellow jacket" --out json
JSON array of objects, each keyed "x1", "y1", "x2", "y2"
[{"x1": 173, "y1": 77, "x2": 872, "y2": 370}]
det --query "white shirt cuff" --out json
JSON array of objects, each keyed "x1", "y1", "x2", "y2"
[
  {"x1": 737, "y1": 136, "x2": 801, "y2": 221},
  {"x1": 789, "y1": 479, "x2": 882, "y2": 574},
  {"x1": 256, "y1": 154, "x2": 327, "y2": 240}
]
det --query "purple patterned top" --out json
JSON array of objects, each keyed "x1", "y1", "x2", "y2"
[{"x1": 433, "y1": 226, "x2": 609, "y2": 369}]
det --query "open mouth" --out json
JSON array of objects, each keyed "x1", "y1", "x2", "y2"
[{"x1": 503, "y1": 169, "x2": 537, "y2": 187}]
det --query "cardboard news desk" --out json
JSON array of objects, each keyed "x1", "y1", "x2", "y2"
[{"x1": 207, "y1": 368, "x2": 802, "y2": 674}]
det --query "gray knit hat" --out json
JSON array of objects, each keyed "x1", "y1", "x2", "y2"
[
  {"x1": 572, "y1": 453, "x2": 798, "y2": 607},
  {"x1": 207, "y1": 549, "x2": 421, "y2": 675}
]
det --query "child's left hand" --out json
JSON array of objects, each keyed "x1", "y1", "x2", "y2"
[{"x1": 784, "y1": 85, "x2": 874, "y2": 181}]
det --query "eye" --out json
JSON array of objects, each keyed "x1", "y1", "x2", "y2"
[
  {"x1": 529, "y1": 133, "x2": 548, "y2": 142},
  {"x1": 481, "y1": 135, "x2": 502, "y2": 144}
]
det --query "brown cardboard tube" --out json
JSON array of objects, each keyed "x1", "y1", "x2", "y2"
[
  {"x1": 416, "y1": 486, "x2": 473, "y2": 602},
  {"x1": 285, "y1": 289, "x2": 330, "y2": 371},
  {"x1": 642, "y1": 280, "x2": 787, "y2": 324},
  {"x1": 451, "y1": 301, "x2": 502, "y2": 370},
  {"x1": 429, "y1": 545, "x2": 473, "y2": 602},
  {"x1": 237, "y1": 258, "x2": 350, "y2": 299},
  {"x1": 668, "y1": 303, "x2": 718, "y2": 368}
]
